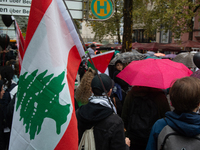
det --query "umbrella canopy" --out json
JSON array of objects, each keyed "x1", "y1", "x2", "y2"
[
  {"x1": 132, "y1": 42, "x2": 146, "y2": 49},
  {"x1": 154, "y1": 53, "x2": 165, "y2": 57},
  {"x1": 144, "y1": 51, "x2": 155, "y2": 56},
  {"x1": 141, "y1": 43, "x2": 164, "y2": 51},
  {"x1": 163, "y1": 54, "x2": 177, "y2": 59},
  {"x1": 142, "y1": 43, "x2": 181, "y2": 51},
  {"x1": 190, "y1": 69, "x2": 200, "y2": 79},
  {"x1": 163, "y1": 40, "x2": 200, "y2": 48},
  {"x1": 109, "y1": 50, "x2": 146, "y2": 65},
  {"x1": 145, "y1": 56, "x2": 161, "y2": 59},
  {"x1": 115, "y1": 45, "x2": 122, "y2": 50},
  {"x1": 132, "y1": 42, "x2": 181, "y2": 51},
  {"x1": 173, "y1": 52, "x2": 196, "y2": 68},
  {"x1": 180, "y1": 40, "x2": 200, "y2": 48},
  {"x1": 100, "y1": 43, "x2": 121, "y2": 49},
  {"x1": 117, "y1": 59, "x2": 192, "y2": 89}
]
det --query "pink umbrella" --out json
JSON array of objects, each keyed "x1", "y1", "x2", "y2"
[{"x1": 117, "y1": 59, "x2": 193, "y2": 89}]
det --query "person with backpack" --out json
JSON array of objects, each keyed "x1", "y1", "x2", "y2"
[
  {"x1": 76, "y1": 73, "x2": 126, "y2": 150},
  {"x1": 121, "y1": 86, "x2": 170, "y2": 150},
  {"x1": 146, "y1": 77, "x2": 200, "y2": 150}
]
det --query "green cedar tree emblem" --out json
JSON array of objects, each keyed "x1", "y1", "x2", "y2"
[{"x1": 16, "y1": 70, "x2": 70, "y2": 140}]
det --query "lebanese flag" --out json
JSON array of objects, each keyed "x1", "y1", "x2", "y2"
[
  {"x1": 13, "y1": 17, "x2": 25, "y2": 72},
  {"x1": 9, "y1": 0, "x2": 84, "y2": 150},
  {"x1": 88, "y1": 50, "x2": 114, "y2": 73}
]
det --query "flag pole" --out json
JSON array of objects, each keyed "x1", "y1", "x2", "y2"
[
  {"x1": 62, "y1": 0, "x2": 115, "y2": 111},
  {"x1": 62, "y1": 1, "x2": 94, "y2": 60},
  {"x1": 11, "y1": 16, "x2": 24, "y2": 53},
  {"x1": 14, "y1": 21, "x2": 24, "y2": 53}
]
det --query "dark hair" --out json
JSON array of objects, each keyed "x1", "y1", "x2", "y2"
[
  {"x1": 5, "y1": 59, "x2": 16, "y2": 66},
  {"x1": 1, "y1": 66, "x2": 14, "y2": 88},
  {"x1": 115, "y1": 60, "x2": 123, "y2": 67},
  {"x1": 90, "y1": 44, "x2": 96, "y2": 48},
  {"x1": 170, "y1": 77, "x2": 200, "y2": 114}
]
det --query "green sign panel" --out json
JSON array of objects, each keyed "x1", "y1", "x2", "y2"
[{"x1": 91, "y1": 0, "x2": 113, "y2": 20}]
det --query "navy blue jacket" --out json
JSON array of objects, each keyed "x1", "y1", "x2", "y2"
[{"x1": 146, "y1": 111, "x2": 200, "y2": 150}]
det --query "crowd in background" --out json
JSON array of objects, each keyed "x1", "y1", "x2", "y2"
[
  {"x1": 0, "y1": 43, "x2": 200, "y2": 150},
  {"x1": 75, "y1": 44, "x2": 200, "y2": 150},
  {"x1": 0, "y1": 43, "x2": 19, "y2": 150}
]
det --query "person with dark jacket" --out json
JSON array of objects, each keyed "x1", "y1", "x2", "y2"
[
  {"x1": 146, "y1": 77, "x2": 200, "y2": 150},
  {"x1": 0, "y1": 80, "x2": 5, "y2": 150},
  {"x1": 76, "y1": 73, "x2": 126, "y2": 150},
  {"x1": 0, "y1": 66, "x2": 18, "y2": 150},
  {"x1": 113, "y1": 60, "x2": 130, "y2": 105},
  {"x1": 121, "y1": 86, "x2": 170, "y2": 150}
]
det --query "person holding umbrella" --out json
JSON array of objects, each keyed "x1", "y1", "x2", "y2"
[
  {"x1": 117, "y1": 58, "x2": 192, "y2": 150},
  {"x1": 121, "y1": 86, "x2": 170, "y2": 150}
]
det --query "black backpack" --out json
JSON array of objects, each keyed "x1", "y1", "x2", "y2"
[{"x1": 127, "y1": 95, "x2": 158, "y2": 143}]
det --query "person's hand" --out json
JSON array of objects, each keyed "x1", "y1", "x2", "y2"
[{"x1": 125, "y1": 137, "x2": 130, "y2": 147}]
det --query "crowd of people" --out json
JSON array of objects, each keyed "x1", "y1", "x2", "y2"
[
  {"x1": 0, "y1": 43, "x2": 19, "y2": 150},
  {"x1": 75, "y1": 44, "x2": 200, "y2": 150},
  {"x1": 0, "y1": 43, "x2": 200, "y2": 150}
]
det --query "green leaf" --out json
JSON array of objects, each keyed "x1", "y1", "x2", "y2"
[{"x1": 17, "y1": 70, "x2": 70, "y2": 140}]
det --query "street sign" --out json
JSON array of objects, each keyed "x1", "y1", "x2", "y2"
[
  {"x1": 0, "y1": 0, "x2": 32, "y2": 6},
  {"x1": 91, "y1": 0, "x2": 114, "y2": 20},
  {"x1": 0, "y1": 0, "x2": 83, "y2": 19},
  {"x1": 0, "y1": 5, "x2": 30, "y2": 16}
]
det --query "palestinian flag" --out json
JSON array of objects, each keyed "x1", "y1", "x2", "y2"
[
  {"x1": 9, "y1": 0, "x2": 84, "y2": 150},
  {"x1": 88, "y1": 50, "x2": 114, "y2": 73}
]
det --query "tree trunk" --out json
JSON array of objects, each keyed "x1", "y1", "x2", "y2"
[
  {"x1": 115, "y1": 4, "x2": 121, "y2": 44},
  {"x1": 116, "y1": 19, "x2": 121, "y2": 44},
  {"x1": 122, "y1": 0, "x2": 133, "y2": 52},
  {"x1": 188, "y1": 18, "x2": 193, "y2": 41}
]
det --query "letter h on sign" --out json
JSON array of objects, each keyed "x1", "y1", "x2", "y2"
[{"x1": 97, "y1": 1, "x2": 107, "y2": 14}]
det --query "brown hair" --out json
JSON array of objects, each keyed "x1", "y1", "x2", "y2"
[
  {"x1": 169, "y1": 77, "x2": 200, "y2": 114},
  {"x1": 75, "y1": 67, "x2": 96, "y2": 104}
]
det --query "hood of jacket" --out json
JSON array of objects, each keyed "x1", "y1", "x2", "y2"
[
  {"x1": 77, "y1": 102, "x2": 113, "y2": 129},
  {"x1": 165, "y1": 111, "x2": 200, "y2": 137}
]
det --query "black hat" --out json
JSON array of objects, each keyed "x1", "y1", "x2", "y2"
[
  {"x1": 90, "y1": 44, "x2": 96, "y2": 48},
  {"x1": 115, "y1": 60, "x2": 123, "y2": 66},
  {"x1": 91, "y1": 74, "x2": 112, "y2": 95}
]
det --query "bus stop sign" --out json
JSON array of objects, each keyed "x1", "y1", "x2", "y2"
[{"x1": 91, "y1": 0, "x2": 114, "y2": 20}]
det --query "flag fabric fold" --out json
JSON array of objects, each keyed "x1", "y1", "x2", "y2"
[
  {"x1": 87, "y1": 50, "x2": 115, "y2": 73},
  {"x1": 13, "y1": 17, "x2": 25, "y2": 71},
  {"x1": 9, "y1": 0, "x2": 84, "y2": 150}
]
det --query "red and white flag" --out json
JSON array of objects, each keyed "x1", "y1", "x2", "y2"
[
  {"x1": 88, "y1": 50, "x2": 114, "y2": 74},
  {"x1": 9, "y1": 0, "x2": 84, "y2": 150},
  {"x1": 13, "y1": 18, "x2": 25, "y2": 71}
]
